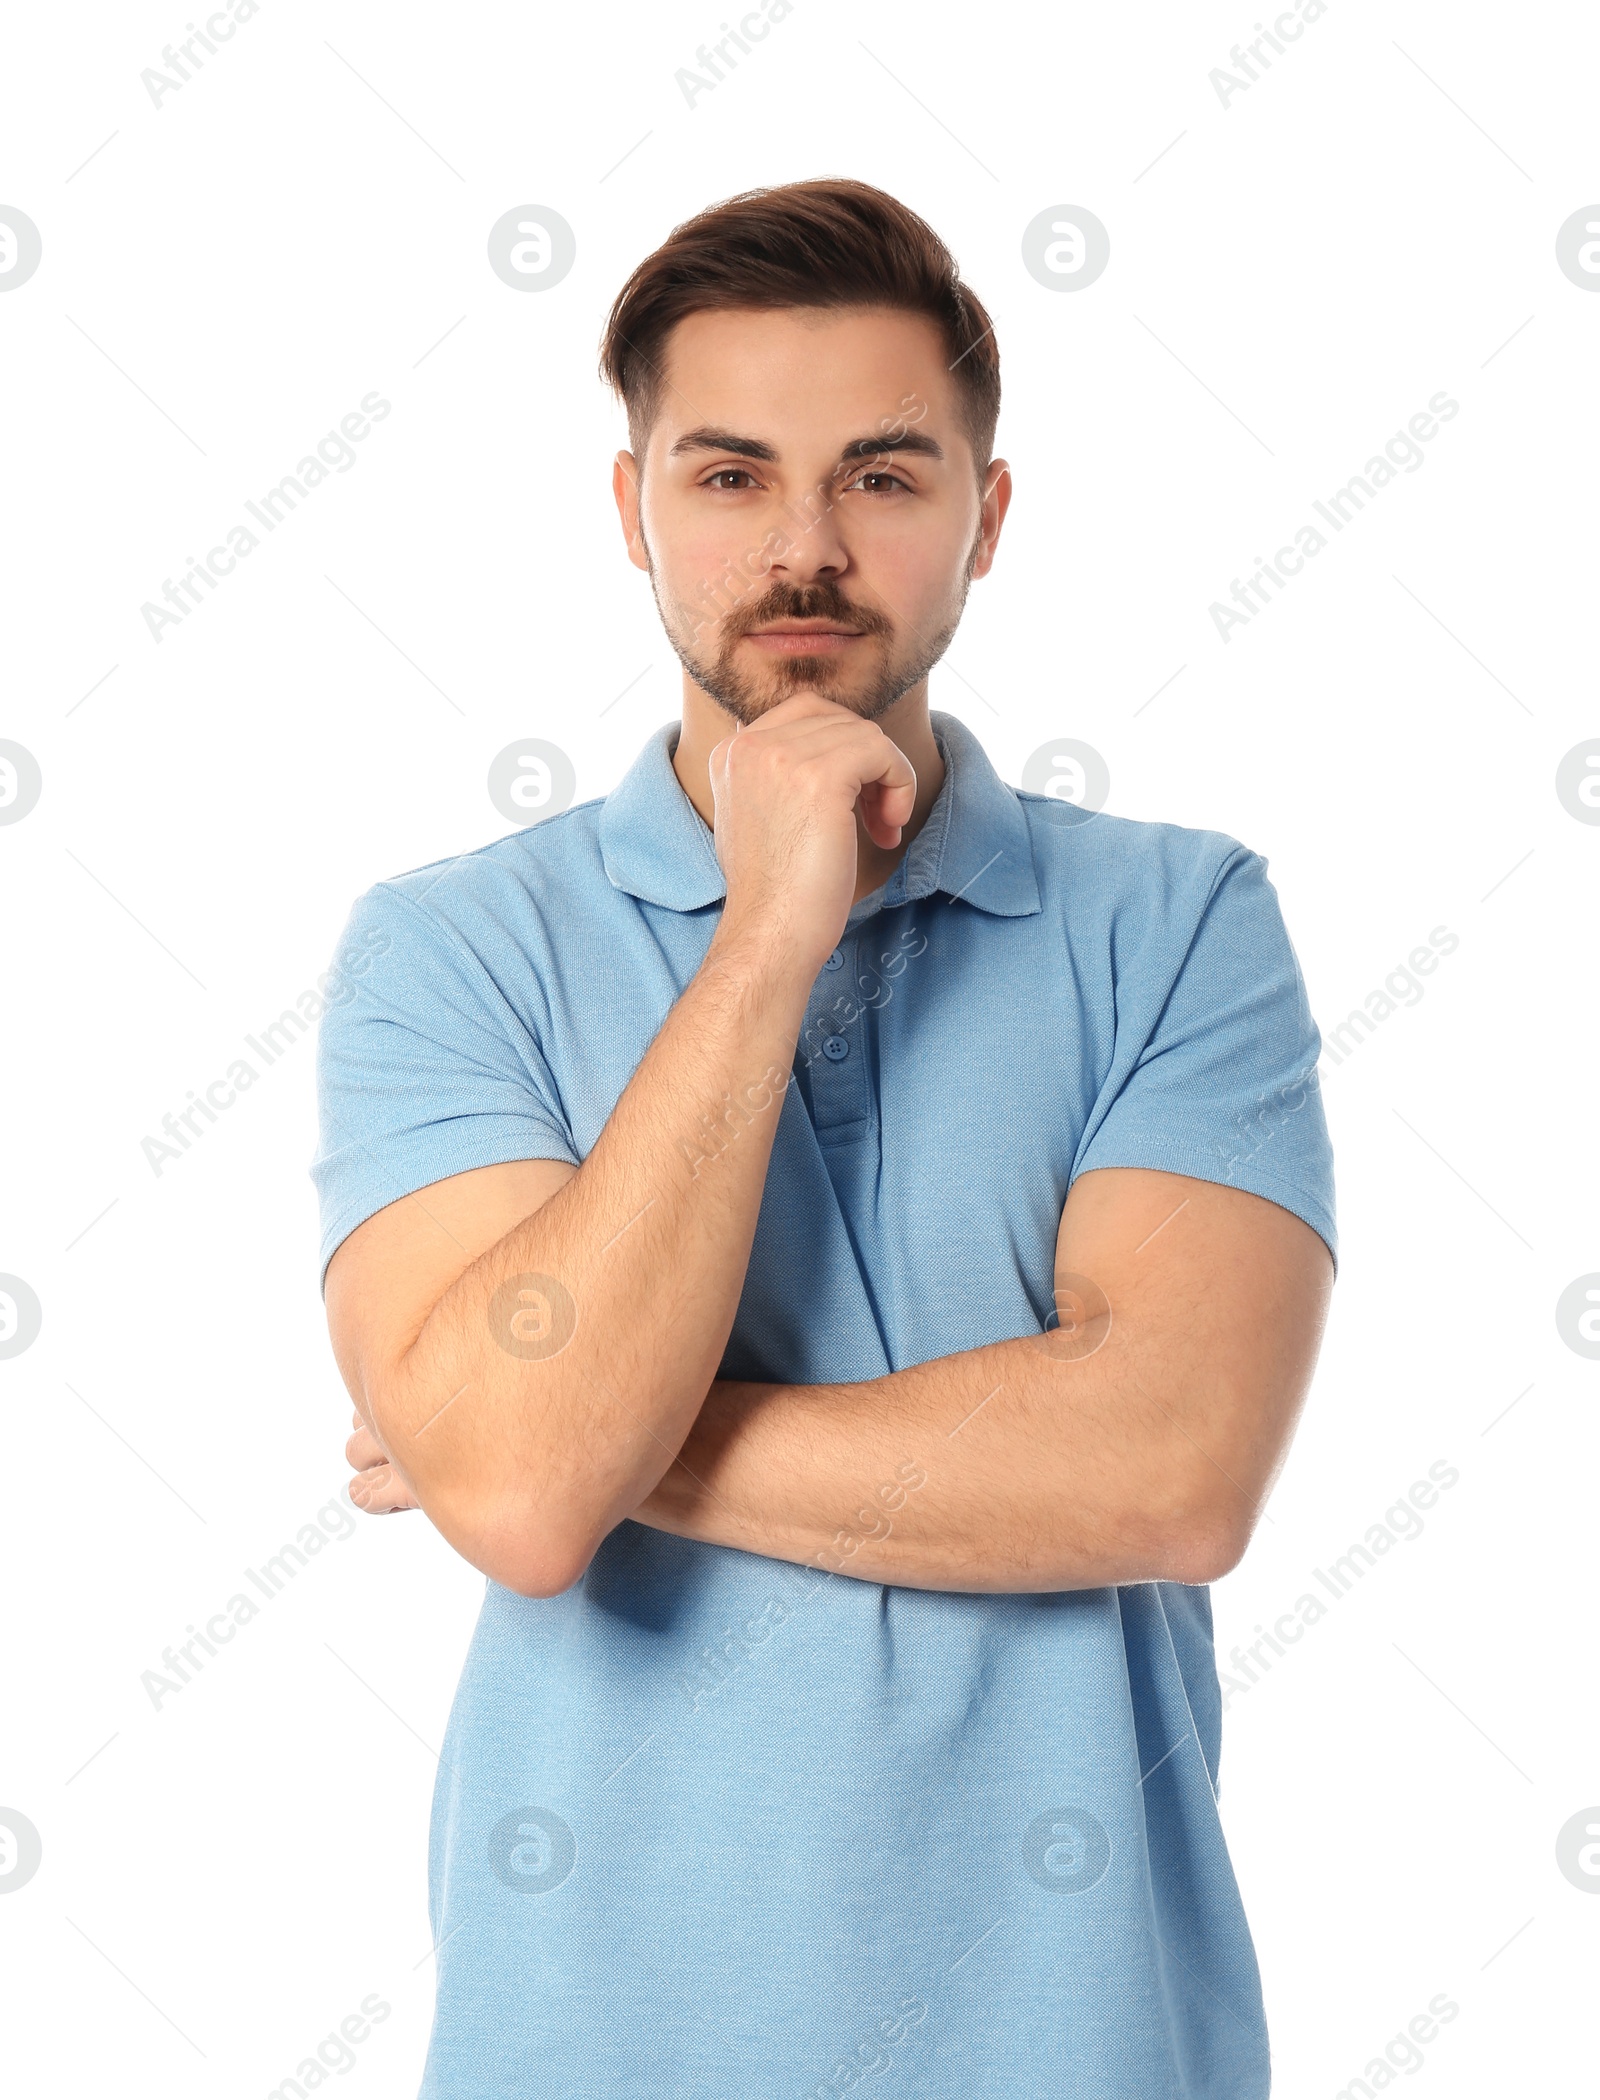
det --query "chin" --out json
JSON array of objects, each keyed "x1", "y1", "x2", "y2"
[{"x1": 709, "y1": 664, "x2": 859, "y2": 723}]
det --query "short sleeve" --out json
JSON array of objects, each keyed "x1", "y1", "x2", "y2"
[
  {"x1": 1072, "y1": 845, "x2": 1337, "y2": 1272},
  {"x1": 310, "y1": 880, "x2": 580, "y2": 1291}
]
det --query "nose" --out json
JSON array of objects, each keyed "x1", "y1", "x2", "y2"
[{"x1": 762, "y1": 498, "x2": 850, "y2": 588}]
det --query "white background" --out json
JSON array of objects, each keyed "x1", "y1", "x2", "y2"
[{"x1": 2, "y1": 1, "x2": 1596, "y2": 2094}]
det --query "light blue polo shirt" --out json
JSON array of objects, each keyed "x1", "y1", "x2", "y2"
[{"x1": 312, "y1": 710, "x2": 1335, "y2": 2100}]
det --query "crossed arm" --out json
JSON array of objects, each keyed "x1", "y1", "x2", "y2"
[
  {"x1": 632, "y1": 1165, "x2": 1331, "y2": 1591},
  {"x1": 327, "y1": 908, "x2": 1332, "y2": 1597}
]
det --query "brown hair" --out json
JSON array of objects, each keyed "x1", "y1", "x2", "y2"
[{"x1": 598, "y1": 178, "x2": 1000, "y2": 485}]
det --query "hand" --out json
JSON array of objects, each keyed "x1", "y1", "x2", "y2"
[
  {"x1": 346, "y1": 1408, "x2": 421, "y2": 1515},
  {"x1": 708, "y1": 695, "x2": 917, "y2": 973}
]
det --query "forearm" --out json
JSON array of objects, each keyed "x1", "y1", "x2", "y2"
[
  {"x1": 635, "y1": 1167, "x2": 1333, "y2": 1595},
  {"x1": 370, "y1": 918, "x2": 812, "y2": 1593},
  {"x1": 636, "y1": 1337, "x2": 1247, "y2": 1594}
]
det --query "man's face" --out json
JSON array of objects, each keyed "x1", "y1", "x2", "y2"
[{"x1": 616, "y1": 305, "x2": 1009, "y2": 726}]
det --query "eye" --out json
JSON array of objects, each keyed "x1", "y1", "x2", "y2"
[
  {"x1": 702, "y1": 467, "x2": 761, "y2": 491},
  {"x1": 844, "y1": 469, "x2": 911, "y2": 496}
]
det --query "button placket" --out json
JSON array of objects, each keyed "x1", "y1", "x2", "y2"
[{"x1": 803, "y1": 935, "x2": 871, "y2": 1131}]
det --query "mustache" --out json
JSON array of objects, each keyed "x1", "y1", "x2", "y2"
[{"x1": 721, "y1": 581, "x2": 892, "y2": 639}]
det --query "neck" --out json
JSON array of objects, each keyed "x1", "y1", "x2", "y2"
[{"x1": 671, "y1": 680, "x2": 947, "y2": 907}]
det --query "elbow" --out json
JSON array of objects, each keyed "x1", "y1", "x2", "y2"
[
  {"x1": 365, "y1": 1377, "x2": 608, "y2": 1587},
  {"x1": 1134, "y1": 1442, "x2": 1262, "y2": 1587},
  {"x1": 1161, "y1": 1507, "x2": 1254, "y2": 1587},
  {"x1": 492, "y1": 1540, "x2": 594, "y2": 1600},
  {"x1": 364, "y1": 1382, "x2": 600, "y2": 1598},
  {"x1": 446, "y1": 1488, "x2": 601, "y2": 1601}
]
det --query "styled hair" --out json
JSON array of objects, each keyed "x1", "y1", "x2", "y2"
[{"x1": 598, "y1": 178, "x2": 1000, "y2": 484}]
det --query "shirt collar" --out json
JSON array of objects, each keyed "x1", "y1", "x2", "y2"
[{"x1": 599, "y1": 709, "x2": 1041, "y2": 921}]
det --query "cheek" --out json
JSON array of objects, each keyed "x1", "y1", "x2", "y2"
[
  {"x1": 651, "y1": 502, "x2": 775, "y2": 607},
  {"x1": 859, "y1": 517, "x2": 972, "y2": 626}
]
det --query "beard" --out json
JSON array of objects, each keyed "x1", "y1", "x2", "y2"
[{"x1": 644, "y1": 527, "x2": 981, "y2": 729}]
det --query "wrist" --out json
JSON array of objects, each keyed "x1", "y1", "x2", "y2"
[{"x1": 706, "y1": 908, "x2": 828, "y2": 1000}]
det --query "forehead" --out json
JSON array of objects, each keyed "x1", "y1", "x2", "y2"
[{"x1": 652, "y1": 305, "x2": 958, "y2": 455}]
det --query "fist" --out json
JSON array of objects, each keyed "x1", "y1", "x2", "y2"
[
  {"x1": 346, "y1": 1409, "x2": 421, "y2": 1515},
  {"x1": 708, "y1": 695, "x2": 917, "y2": 971}
]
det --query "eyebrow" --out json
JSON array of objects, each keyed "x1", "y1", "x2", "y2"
[{"x1": 667, "y1": 426, "x2": 945, "y2": 466}]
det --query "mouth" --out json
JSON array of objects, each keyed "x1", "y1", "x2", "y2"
[{"x1": 744, "y1": 621, "x2": 866, "y2": 656}]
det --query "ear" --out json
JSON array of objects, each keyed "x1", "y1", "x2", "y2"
[
  {"x1": 971, "y1": 459, "x2": 1013, "y2": 581},
  {"x1": 613, "y1": 452, "x2": 650, "y2": 574}
]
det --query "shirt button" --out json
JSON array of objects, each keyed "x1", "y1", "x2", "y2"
[
  {"x1": 822, "y1": 1034, "x2": 849, "y2": 1062},
  {"x1": 823, "y1": 948, "x2": 845, "y2": 972}
]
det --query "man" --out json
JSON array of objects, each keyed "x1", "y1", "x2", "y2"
[{"x1": 314, "y1": 178, "x2": 1335, "y2": 2099}]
